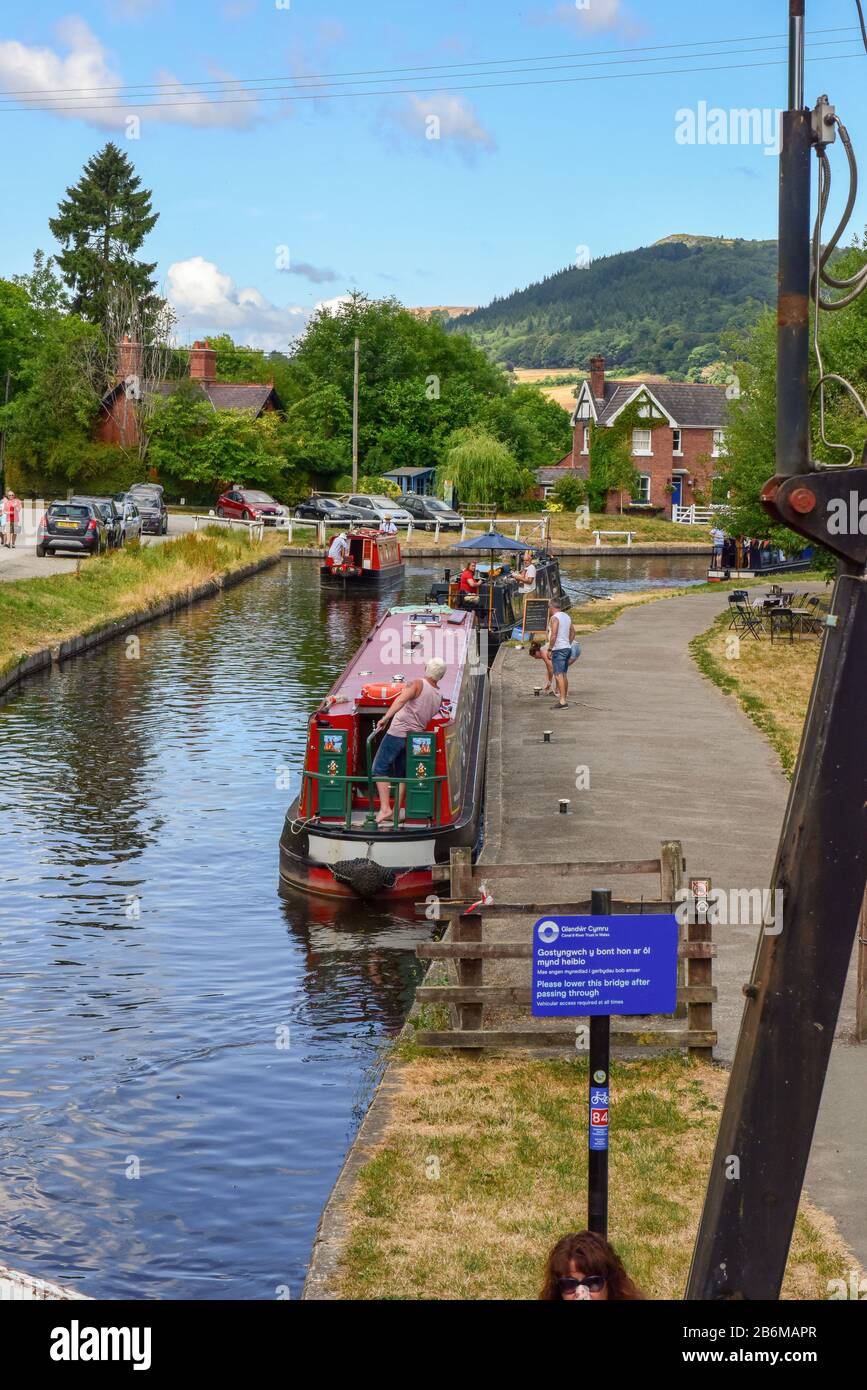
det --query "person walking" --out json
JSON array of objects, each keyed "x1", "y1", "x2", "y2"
[
  {"x1": 547, "y1": 599, "x2": 575, "y2": 709},
  {"x1": 710, "y1": 525, "x2": 725, "y2": 571},
  {"x1": 371, "y1": 658, "x2": 446, "y2": 826}
]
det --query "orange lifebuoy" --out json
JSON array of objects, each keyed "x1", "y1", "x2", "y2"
[{"x1": 359, "y1": 682, "x2": 405, "y2": 705}]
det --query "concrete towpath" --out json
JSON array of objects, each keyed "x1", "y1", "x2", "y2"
[{"x1": 478, "y1": 590, "x2": 865, "y2": 1267}]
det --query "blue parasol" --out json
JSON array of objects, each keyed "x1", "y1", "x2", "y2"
[{"x1": 453, "y1": 529, "x2": 528, "y2": 551}]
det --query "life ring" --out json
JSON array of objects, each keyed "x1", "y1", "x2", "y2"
[{"x1": 359, "y1": 682, "x2": 405, "y2": 705}]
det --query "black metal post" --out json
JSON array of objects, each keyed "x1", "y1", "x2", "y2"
[
  {"x1": 776, "y1": 3, "x2": 811, "y2": 478},
  {"x1": 588, "y1": 887, "x2": 611, "y2": 1238}
]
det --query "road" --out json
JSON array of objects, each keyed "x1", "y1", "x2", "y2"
[{"x1": 0, "y1": 512, "x2": 198, "y2": 582}]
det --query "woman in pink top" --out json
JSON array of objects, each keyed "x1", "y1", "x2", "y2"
[{"x1": 371, "y1": 658, "x2": 446, "y2": 826}]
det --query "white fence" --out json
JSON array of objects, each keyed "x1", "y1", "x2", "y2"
[{"x1": 673, "y1": 505, "x2": 714, "y2": 525}]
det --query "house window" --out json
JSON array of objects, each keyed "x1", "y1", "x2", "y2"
[
  {"x1": 672, "y1": 428, "x2": 682, "y2": 455},
  {"x1": 632, "y1": 428, "x2": 652, "y2": 456},
  {"x1": 581, "y1": 426, "x2": 589, "y2": 454},
  {"x1": 635, "y1": 474, "x2": 651, "y2": 504},
  {"x1": 542, "y1": 484, "x2": 555, "y2": 499},
  {"x1": 712, "y1": 429, "x2": 727, "y2": 457}
]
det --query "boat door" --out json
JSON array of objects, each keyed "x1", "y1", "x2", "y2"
[{"x1": 362, "y1": 538, "x2": 373, "y2": 570}]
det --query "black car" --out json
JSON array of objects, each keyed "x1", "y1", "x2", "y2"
[
  {"x1": 36, "y1": 500, "x2": 109, "y2": 557},
  {"x1": 400, "y1": 494, "x2": 463, "y2": 529},
  {"x1": 294, "y1": 495, "x2": 366, "y2": 523},
  {"x1": 127, "y1": 484, "x2": 168, "y2": 536},
  {"x1": 87, "y1": 497, "x2": 124, "y2": 548}
]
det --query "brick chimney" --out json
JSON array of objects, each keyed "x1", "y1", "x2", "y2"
[
  {"x1": 118, "y1": 333, "x2": 143, "y2": 382},
  {"x1": 589, "y1": 354, "x2": 606, "y2": 400},
  {"x1": 189, "y1": 340, "x2": 217, "y2": 384}
]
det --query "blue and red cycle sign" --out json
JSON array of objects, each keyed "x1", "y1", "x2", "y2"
[{"x1": 532, "y1": 914, "x2": 678, "y2": 1017}]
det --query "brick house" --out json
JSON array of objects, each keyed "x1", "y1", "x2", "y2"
[
  {"x1": 534, "y1": 355, "x2": 728, "y2": 518},
  {"x1": 96, "y1": 337, "x2": 281, "y2": 449}
]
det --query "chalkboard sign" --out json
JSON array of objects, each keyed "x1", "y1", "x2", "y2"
[{"x1": 521, "y1": 595, "x2": 551, "y2": 636}]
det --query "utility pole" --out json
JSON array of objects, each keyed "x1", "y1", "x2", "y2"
[
  {"x1": 687, "y1": 0, "x2": 867, "y2": 1299},
  {"x1": 0, "y1": 370, "x2": 10, "y2": 493},
  {"x1": 351, "y1": 336, "x2": 360, "y2": 490}
]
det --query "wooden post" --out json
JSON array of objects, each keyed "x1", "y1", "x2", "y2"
[
  {"x1": 660, "y1": 840, "x2": 686, "y2": 1019},
  {"x1": 450, "y1": 848, "x2": 482, "y2": 1054},
  {"x1": 351, "y1": 336, "x2": 360, "y2": 490},
  {"x1": 856, "y1": 888, "x2": 867, "y2": 1044},
  {"x1": 688, "y1": 878, "x2": 713, "y2": 1062}
]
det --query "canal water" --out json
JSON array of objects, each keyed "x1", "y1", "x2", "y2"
[{"x1": 0, "y1": 553, "x2": 706, "y2": 1299}]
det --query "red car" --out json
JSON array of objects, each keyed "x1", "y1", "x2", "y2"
[{"x1": 215, "y1": 488, "x2": 287, "y2": 525}]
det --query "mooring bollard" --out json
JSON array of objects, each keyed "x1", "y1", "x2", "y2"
[
  {"x1": 559, "y1": 798, "x2": 570, "y2": 814},
  {"x1": 543, "y1": 730, "x2": 552, "y2": 743},
  {"x1": 534, "y1": 686, "x2": 541, "y2": 697}
]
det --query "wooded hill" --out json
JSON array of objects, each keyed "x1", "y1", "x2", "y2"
[{"x1": 449, "y1": 235, "x2": 777, "y2": 378}]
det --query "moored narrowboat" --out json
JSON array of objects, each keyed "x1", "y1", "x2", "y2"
[
  {"x1": 426, "y1": 548, "x2": 571, "y2": 655},
  {"x1": 279, "y1": 604, "x2": 489, "y2": 900},
  {"x1": 321, "y1": 527, "x2": 405, "y2": 589}
]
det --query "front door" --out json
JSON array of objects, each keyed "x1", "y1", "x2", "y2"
[{"x1": 670, "y1": 476, "x2": 683, "y2": 514}]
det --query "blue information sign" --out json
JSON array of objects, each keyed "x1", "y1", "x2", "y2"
[
  {"x1": 532, "y1": 914, "x2": 678, "y2": 1017},
  {"x1": 589, "y1": 1085, "x2": 610, "y2": 1151}
]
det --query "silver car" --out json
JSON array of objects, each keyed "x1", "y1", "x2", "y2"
[
  {"x1": 346, "y1": 494, "x2": 413, "y2": 527},
  {"x1": 115, "y1": 496, "x2": 143, "y2": 544}
]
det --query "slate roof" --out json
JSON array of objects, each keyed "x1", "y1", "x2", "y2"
[
  {"x1": 535, "y1": 462, "x2": 586, "y2": 483},
  {"x1": 102, "y1": 379, "x2": 279, "y2": 417},
  {"x1": 596, "y1": 381, "x2": 727, "y2": 428}
]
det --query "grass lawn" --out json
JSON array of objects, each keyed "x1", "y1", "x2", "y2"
[
  {"x1": 538, "y1": 512, "x2": 712, "y2": 545},
  {"x1": 331, "y1": 1052, "x2": 848, "y2": 1301},
  {"x1": 0, "y1": 529, "x2": 281, "y2": 679},
  {"x1": 690, "y1": 611, "x2": 821, "y2": 777}
]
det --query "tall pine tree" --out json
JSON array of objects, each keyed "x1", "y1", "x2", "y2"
[{"x1": 49, "y1": 143, "x2": 159, "y2": 325}]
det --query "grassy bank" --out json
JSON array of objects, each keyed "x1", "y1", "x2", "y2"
[
  {"x1": 0, "y1": 529, "x2": 282, "y2": 678},
  {"x1": 690, "y1": 613, "x2": 820, "y2": 777},
  {"x1": 541, "y1": 511, "x2": 712, "y2": 546},
  {"x1": 329, "y1": 1053, "x2": 847, "y2": 1300}
]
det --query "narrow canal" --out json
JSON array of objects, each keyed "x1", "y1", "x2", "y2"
[{"x1": 0, "y1": 553, "x2": 706, "y2": 1298}]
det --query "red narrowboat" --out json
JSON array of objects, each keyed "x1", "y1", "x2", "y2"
[
  {"x1": 321, "y1": 528, "x2": 405, "y2": 589},
  {"x1": 279, "y1": 604, "x2": 489, "y2": 900}
]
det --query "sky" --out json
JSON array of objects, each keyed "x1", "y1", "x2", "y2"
[{"x1": 1, "y1": 0, "x2": 866, "y2": 351}]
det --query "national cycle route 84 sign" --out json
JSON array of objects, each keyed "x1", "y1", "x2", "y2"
[{"x1": 532, "y1": 915, "x2": 678, "y2": 1017}]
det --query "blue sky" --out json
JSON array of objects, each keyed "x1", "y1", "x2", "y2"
[{"x1": 1, "y1": 0, "x2": 866, "y2": 349}]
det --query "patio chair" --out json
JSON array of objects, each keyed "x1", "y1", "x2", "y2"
[{"x1": 730, "y1": 601, "x2": 764, "y2": 639}]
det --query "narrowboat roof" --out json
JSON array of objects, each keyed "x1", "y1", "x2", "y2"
[{"x1": 323, "y1": 605, "x2": 475, "y2": 714}]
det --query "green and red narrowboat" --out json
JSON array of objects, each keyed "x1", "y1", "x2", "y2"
[
  {"x1": 321, "y1": 527, "x2": 405, "y2": 589},
  {"x1": 279, "y1": 604, "x2": 489, "y2": 900}
]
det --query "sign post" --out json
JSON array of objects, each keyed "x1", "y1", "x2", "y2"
[
  {"x1": 532, "y1": 896, "x2": 679, "y2": 1242},
  {"x1": 588, "y1": 888, "x2": 611, "y2": 1237}
]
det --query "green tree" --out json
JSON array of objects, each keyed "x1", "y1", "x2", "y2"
[
  {"x1": 49, "y1": 143, "x2": 159, "y2": 324},
  {"x1": 436, "y1": 427, "x2": 533, "y2": 509},
  {"x1": 147, "y1": 384, "x2": 292, "y2": 498}
]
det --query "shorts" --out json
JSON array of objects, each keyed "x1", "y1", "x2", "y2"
[
  {"x1": 551, "y1": 648, "x2": 570, "y2": 675},
  {"x1": 372, "y1": 731, "x2": 406, "y2": 778}
]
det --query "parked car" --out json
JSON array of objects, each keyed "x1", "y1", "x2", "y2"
[
  {"x1": 400, "y1": 494, "x2": 463, "y2": 529},
  {"x1": 114, "y1": 496, "x2": 142, "y2": 544},
  {"x1": 36, "y1": 500, "x2": 109, "y2": 557},
  {"x1": 86, "y1": 497, "x2": 124, "y2": 548},
  {"x1": 345, "y1": 495, "x2": 413, "y2": 527},
  {"x1": 127, "y1": 484, "x2": 168, "y2": 536},
  {"x1": 216, "y1": 488, "x2": 287, "y2": 525},
  {"x1": 294, "y1": 495, "x2": 367, "y2": 523}
]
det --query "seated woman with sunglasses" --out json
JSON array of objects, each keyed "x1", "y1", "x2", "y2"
[{"x1": 539, "y1": 1230, "x2": 643, "y2": 1301}]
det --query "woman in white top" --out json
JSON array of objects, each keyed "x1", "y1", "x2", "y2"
[{"x1": 547, "y1": 600, "x2": 576, "y2": 709}]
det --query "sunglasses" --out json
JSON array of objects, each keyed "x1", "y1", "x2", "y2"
[{"x1": 557, "y1": 1274, "x2": 606, "y2": 1296}]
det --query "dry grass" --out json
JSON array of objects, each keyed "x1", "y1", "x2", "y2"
[
  {"x1": 542, "y1": 512, "x2": 712, "y2": 545},
  {"x1": 692, "y1": 614, "x2": 821, "y2": 777},
  {"x1": 331, "y1": 1053, "x2": 849, "y2": 1300},
  {"x1": 0, "y1": 529, "x2": 281, "y2": 677}
]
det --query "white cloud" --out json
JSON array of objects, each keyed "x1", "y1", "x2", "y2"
[
  {"x1": 381, "y1": 94, "x2": 495, "y2": 159},
  {"x1": 547, "y1": 1, "x2": 638, "y2": 36},
  {"x1": 0, "y1": 19, "x2": 262, "y2": 129},
  {"x1": 166, "y1": 255, "x2": 349, "y2": 351}
]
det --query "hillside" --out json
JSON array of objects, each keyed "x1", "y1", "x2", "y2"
[{"x1": 449, "y1": 236, "x2": 776, "y2": 378}]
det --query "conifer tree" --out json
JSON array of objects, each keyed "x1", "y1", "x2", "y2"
[{"x1": 49, "y1": 143, "x2": 159, "y2": 324}]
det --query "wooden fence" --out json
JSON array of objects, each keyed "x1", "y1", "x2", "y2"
[{"x1": 413, "y1": 844, "x2": 716, "y2": 1059}]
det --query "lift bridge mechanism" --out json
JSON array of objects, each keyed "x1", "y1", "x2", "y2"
[{"x1": 686, "y1": 1, "x2": 867, "y2": 1300}]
